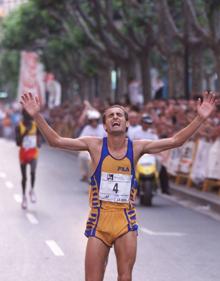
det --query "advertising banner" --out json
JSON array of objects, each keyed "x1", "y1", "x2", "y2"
[
  {"x1": 207, "y1": 138, "x2": 220, "y2": 180},
  {"x1": 191, "y1": 139, "x2": 212, "y2": 184},
  {"x1": 17, "y1": 51, "x2": 45, "y2": 105}
]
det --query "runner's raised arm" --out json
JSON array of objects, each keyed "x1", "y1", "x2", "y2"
[
  {"x1": 20, "y1": 93, "x2": 94, "y2": 151},
  {"x1": 134, "y1": 91, "x2": 216, "y2": 155}
]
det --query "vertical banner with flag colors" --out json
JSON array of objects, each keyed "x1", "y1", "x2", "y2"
[{"x1": 17, "y1": 51, "x2": 46, "y2": 105}]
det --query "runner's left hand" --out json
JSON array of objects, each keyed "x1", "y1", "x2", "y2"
[{"x1": 197, "y1": 91, "x2": 216, "y2": 120}]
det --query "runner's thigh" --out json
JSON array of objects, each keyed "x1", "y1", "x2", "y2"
[
  {"x1": 30, "y1": 159, "x2": 37, "y2": 173},
  {"x1": 114, "y1": 231, "x2": 137, "y2": 278},
  {"x1": 85, "y1": 237, "x2": 110, "y2": 281},
  {"x1": 20, "y1": 163, "x2": 27, "y2": 178}
]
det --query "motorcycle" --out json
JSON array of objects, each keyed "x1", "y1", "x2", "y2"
[{"x1": 136, "y1": 154, "x2": 159, "y2": 206}]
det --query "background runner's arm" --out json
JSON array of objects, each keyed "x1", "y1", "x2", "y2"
[
  {"x1": 15, "y1": 126, "x2": 22, "y2": 146},
  {"x1": 20, "y1": 93, "x2": 92, "y2": 151},
  {"x1": 37, "y1": 129, "x2": 43, "y2": 148}
]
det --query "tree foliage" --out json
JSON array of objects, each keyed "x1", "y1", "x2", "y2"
[
  {"x1": 0, "y1": 0, "x2": 219, "y2": 101},
  {"x1": 0, "y1": 50, "x2": 20, "y2": 99}
]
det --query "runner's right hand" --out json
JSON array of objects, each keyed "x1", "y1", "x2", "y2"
[{"x1": 20, "y1": 93, "x2": 41, "y2": 117}]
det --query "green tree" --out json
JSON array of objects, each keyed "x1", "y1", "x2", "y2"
[
  {"x1": 0, "y1": 50, "x2": 20, "y2": 100},
  {"x1": 0, "y1": 0, "x2": 218, "y2": 102}
]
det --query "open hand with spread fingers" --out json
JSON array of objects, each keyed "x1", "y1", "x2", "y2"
[
  {"x1": 197, "y1": 91, "x2": 217, "y2": 120},
  {"x1": 20, "y1": 93, "x2": 41, "y2": 117}
]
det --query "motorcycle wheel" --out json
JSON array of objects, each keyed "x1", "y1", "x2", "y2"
[{"x1": 140, "y1": 180, "x2": 153, "y2": 206}]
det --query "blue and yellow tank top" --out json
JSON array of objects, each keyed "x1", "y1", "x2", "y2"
[{"x1": 89, "y1": 137, "x2": 138, "y2": 209}]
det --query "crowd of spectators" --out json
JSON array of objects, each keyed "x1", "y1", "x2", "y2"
[
  {"x1": 0, "y1": 101, "x2": 21, "y2": 139},
  {"x1": 1, "y1": 94, "x2": 220, "y2": 142},
  {"x1": 1, "y1": 94, "x2": 219, "y2": 195}
]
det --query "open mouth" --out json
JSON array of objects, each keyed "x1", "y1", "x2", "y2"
[{"x1": 112, "y1": 122, "x2": 120, "y2": 127}]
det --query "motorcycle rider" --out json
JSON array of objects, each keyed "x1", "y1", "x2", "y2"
[{"x1": 132, "y1": 114, "x2": 171, "y2": 195}]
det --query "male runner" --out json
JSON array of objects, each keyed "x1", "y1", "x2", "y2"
[
  {"x1": 15, "y1": 109, "x2": 41, "y2": 209},
  {"x1": 20, "y1": 91, "x2": 216, "y2": 281}
]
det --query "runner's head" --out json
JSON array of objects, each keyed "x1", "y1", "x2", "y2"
[{"x1": 102, "y1": 105, "x2": 129, "y2": 135}]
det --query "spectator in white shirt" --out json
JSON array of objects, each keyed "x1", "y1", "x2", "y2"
[
  {"x1": 127, "y1": 110, "x2": 141, "y2": 140},
  {"x1": 79, "y1": 110, "x2": 106, "y2": 182},
  {"x1": 132, "y1": 114, "x2": 159, "y2": 141}
]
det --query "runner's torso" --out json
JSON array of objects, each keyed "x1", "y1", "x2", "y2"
[
  {"x1": 89, "y1": 137, "x2": 137, "y2": 209},
  {"x1": 19, "y1": 121, "x2": 38, "y2": 150},
  {"x1": 18, "y1": 121, "x2": 38, "y2": 163}
]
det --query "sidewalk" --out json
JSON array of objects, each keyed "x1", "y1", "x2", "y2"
[{"x1": 170, "y1": 182, "x2": 220, "y2": 214}]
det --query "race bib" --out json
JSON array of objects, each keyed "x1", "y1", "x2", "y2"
[
  {"x1": 99, "y1": 172, "x2": 132, "y2": 203},
  {"x1": 22, "y1": 136, "x2": 37, "y2": 149}
]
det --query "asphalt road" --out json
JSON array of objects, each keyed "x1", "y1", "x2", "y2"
[{"x1": 0, "y1": 138, "x2": 220, "y2": 281}]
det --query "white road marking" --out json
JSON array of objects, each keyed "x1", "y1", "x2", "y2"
[
  {"x1": 140, "y1": 227, "x2": 186, "y2": 237},
  {"x1": 5, "y1": 181, "x2": 14, "y2": 189},
  {"x1": 45, "y1": 240, "x2": 64, "y2": 256},
  {"x1": 0, "y1": 172, "x2": 6, "y2": 179},
  {"x1": 26, "y1": 213, "x2": 39, "y2": 224},
  {"x1": 14, "y1": 193, "x2": 22, "y2": 203}
]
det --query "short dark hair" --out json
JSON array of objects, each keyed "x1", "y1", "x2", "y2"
[{"x1": 102, "y1": 105, "x2": 128, "y2": 124}]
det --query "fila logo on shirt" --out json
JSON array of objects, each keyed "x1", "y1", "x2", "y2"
[{"x1": 117, "y1": 166, "x2": 130, "y2": 172}]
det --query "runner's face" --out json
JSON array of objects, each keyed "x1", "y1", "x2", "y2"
[{"x1": 104, "y1": 108, "x2": 128, "y2": 135}]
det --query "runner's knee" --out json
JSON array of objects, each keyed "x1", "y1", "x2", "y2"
[
  {"x1": 85, "y1": 273, "x2": 105, "y2": 281},
  {"x1": 22, "y1": 176, "x2": 27, "y2": 183},
  {"x1": 118, "y1": 273, "x2": 131, "y2": 281}
]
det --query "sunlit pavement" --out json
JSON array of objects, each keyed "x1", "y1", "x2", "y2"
[{"x1": 0, "y1": 138, "x2": 220, "y2": 281}]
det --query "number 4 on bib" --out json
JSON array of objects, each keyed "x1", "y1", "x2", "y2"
[{"x1": 113, "y1": 183, "x2": 119, "y2": 194}]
